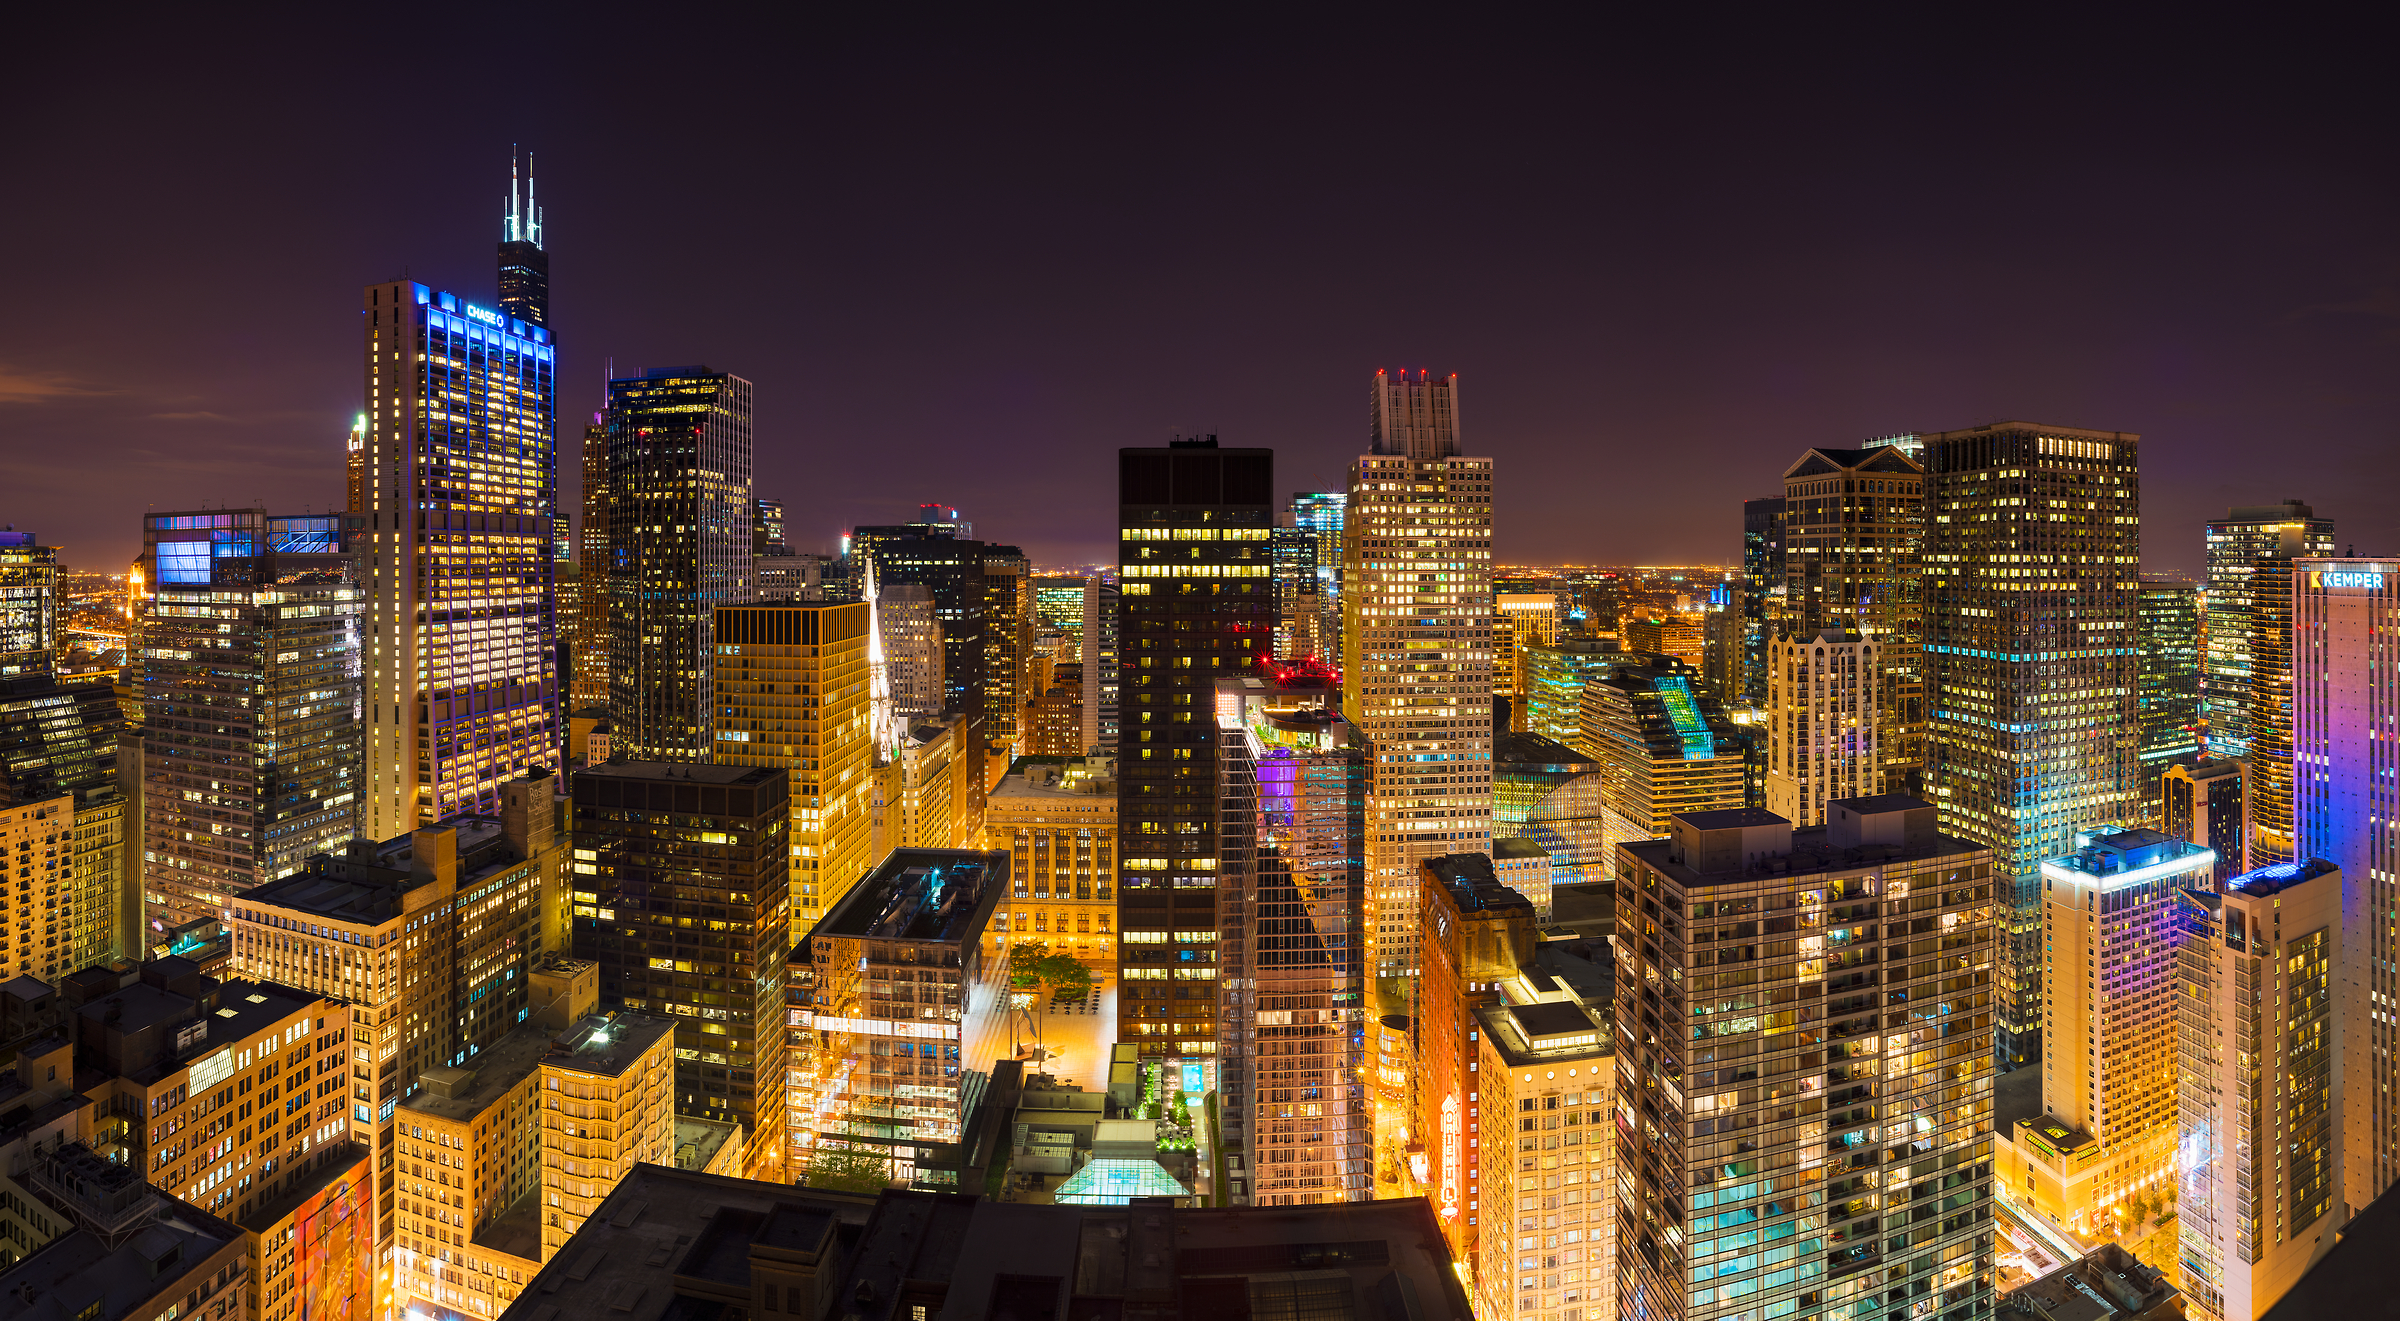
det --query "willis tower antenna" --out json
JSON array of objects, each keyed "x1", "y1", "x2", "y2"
[{"x1": 500, "y1": 145, "x2": 548, "y2": 326}]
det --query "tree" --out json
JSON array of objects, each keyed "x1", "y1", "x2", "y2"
[{"x1": 798, "y1": 1141, "x2": 896, "y2": 1194}]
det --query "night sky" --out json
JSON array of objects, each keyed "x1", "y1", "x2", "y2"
[{"x1": 6, "y1": 14, "x2": 2392, "y2": 577}]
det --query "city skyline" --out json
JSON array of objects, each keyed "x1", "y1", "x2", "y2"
[{"x1": 6, "y1": 20, "x2": 2394, "y2": 577}]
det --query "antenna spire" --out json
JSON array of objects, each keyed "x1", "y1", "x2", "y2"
[{"x1": 527, "y1": 151, "x2": 542, "y2": 250}]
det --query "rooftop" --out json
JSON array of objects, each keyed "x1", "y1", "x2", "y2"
[
  {"x1": 673, "y1": 1116, "x2": 739, "y2": 1172},
  {"x1": 811, "y1": 849, "x2": 1005, "y2": 945},
  {"x1": 1495, "y1": 731, "x2": 1599, "y2": 772},
  {"x1": 578, "y1": 761, "x2": 777, "y2": 786},
  {"x1": 1997, "y1": 1241, "x2": 2178, "y2": 1321},
  {"x1": 1622, "y1": 813, "x2": 1986, "y2": 888},
  {"x1": 1423, "y1": 853, "x2": 1534, "y2": 914},
  {"x1": 990, "y1": 756, "x2": 1116, "y2": 801},
  {"x1": 545, "y1": 1012, "x2": 675, "y2": 1079},
  {"x1": 1495, "y1": 836, "x2": 1551, "y2": 861},
  {"x1": 2228, "y1": 857, "x2": 2339, "y2": 898},
  {"x1": 0, "y1": 1193, "x2": 242, "y2": 1321}
]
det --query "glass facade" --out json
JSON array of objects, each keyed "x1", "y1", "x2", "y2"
[
  {"x1": 1780, "y1": 446, "x2": 1925, "y2": 799},
  {"x1": 0, "y1": 533, "x2": 57, "y2": 677},
  {"x1": 2135, "y1": 579, "x2": 2201, "y2": 810},
  {"x1": 359, "y1": 281, "x2": 560, "y2": 841},
  {"x1": 2200, "y1": 503, "x2": 2332, "y2": 760}
]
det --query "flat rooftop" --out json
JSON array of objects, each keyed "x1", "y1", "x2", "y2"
[
  {"x1": 1621, "y1": 820, "x2": 1986, "y2": 887},
  {"x1": 813, "y1": 849, "x2": 1004, "y2": 944},
  {"x1": 546, "y1": 1012, "x2": 675, "y2": 1079},
  {"x1": 400, "y1": 1025, "x2": 554, "y2": 1123},
  {"x1": 576, "y1": 761, "x2": 779, "y2": 786}
]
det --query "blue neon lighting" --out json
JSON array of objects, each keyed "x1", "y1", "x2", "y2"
[
  {"x1": 157, "y1": 540, "x2": 210, "y2": 584},
  {"x1": 1653, "y1": 675, "x2": 1716, "y2": 760}
]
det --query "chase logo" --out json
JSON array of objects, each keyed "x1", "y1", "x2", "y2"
[
  {"x1": 464, "y1": 304, "x2": 507, "y2": 328},
  {"x1": 2314, "y1": 568, "x2": 2387, "y2": 590}
]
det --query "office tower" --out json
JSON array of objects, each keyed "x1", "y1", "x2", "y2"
[
  {"x1": 1272, "y1": 521, "x2": 1319, "y2": 658},
  {"x1": 346, "y1": 413, "x2": 368, "y2": 516},
  {"x1": 1764, "y1": 630, "x2": 1880, "y2": 827},
  {"x1": 1741, "y1": 497, "x2": 1787, "y2": 704},
  {"x1": 982, "y1": 548, "x2": 1033, "y2": 754},
  {"x1": 603, "y1": 367, "x2": 755, "y2": 761},
  {"x1": 2291, "y1": 557, "x2": 2400, "y2": 1210},
  {"x1": 1579, "y1": 659, "x2": 1746, "y2": 855},
  {"x1": 982, "y1": 755, "x2": 1116, "y2": 965},
  {"x1": 1781, "y1": 444, "x2": 1926, "y2": 798},
  {"x1": 2174, "y1": 858, "x2": 2345, "y2": 1321},
  {"x1": 498, "y1": 151, "x2": 548, "y2": 328},
  {"x1": 713, "y1": 603, "x2": 875, "y2": 932},
  {"x1": 0, "y1": 792, "x2": 72, "y2": 981},
  {"x1": 1495, "y1": 732, "x2": 1607, "y2": 900},
  {"x1": 1211, "y1": 673, "x2": 1368, "y2": 1207},
  {"x1": 2137, "y1": 579, "x2": 2203, "y2": 810},
  {"x1": 2002, "y1": 826, "x2": 2216, "y2": 1237},
  {"x1": 787, "y1": 848, "x2": 1009, "y2": 1187},
  {"x1": 358, "y1": 276, "x2": 559, "y2": 842},
  {"x1": 568, "y1": 761, "x2": 790, "y2": 1179},
  {"x1": 0, "y1": 660, "x2": 126, "y2": 971},
  {"x1": 134, "y1": 509, "x2": 363, "y2": 932},
  {"x1": 872, "y1": 713, "x2": 987, "y2": 858},
  {"x1": 876, "y1": 583, "x2": 946, "y2": 722},
  {"x1": 574, "y1": 415, "x2": 609, "y2": 708},
  {"x1": 1116, "y1": 440, "x2": 1276, "y2": 1058},
  {"x1": 852, "y1": 526, "x2": 1023, "y2": 719},
  {"x1": 2164, "y1": 756, "x2": 2249, "y2": 884},
  {"x1": 1025, "y1": 664, "x2": 1084, "y2": 756},
  {"x1": 753, "y1": 498, "x2": 786, "y2": 556},
  {"x1": 1294, "y1": 491, "x2": 1349, "y2": 658},
  {"x1": 753, "y1": 549, "x2": 823, "y2": 602},
  {"x1": 1034, "y1": 576, "x2": 1088, "y2": 638},
  {"x1": 1571, "y1": 574, "x2": 1624, "y2": 642},
  {"x1": 1474, "y1": 983, "x2": 1615, "y2": 1321},
  {"x1": 1699, "y1": 603, "x2": 1742, "y2": 704},
  {"x1": 1082, "y1": 578, "x2": 1121, "y2": 754},
  {"x1": 2203, "y1": 502, "x2": 2333, "y2": 759},
  {"x1": 2246, "y1": 552, "x2": 2306, "y2": 866},
  {"x1": 1343, "y1": 371, "x2": 1495, "y2": 981},
  {"x1": 1521, "y1": 638, "x2": 1619, "y2": 747},
  {"x1": 1922, "y1": 421, "x2": 2141, "y2": 1067},
  {"x1": 1623, "y1": 616, "x2": 1704, "y2": 670},
  {"x1": 1413, "y1": 853, "x2": 1535, "y2": 1266},
  {"x1": 0, "y1": 532, "x2": 57, "y2": 678},
  {"x1": 1613, "y1": 798, "x2": 1996, "y2": 1321},
  {"x1": 1497, "y1": 593, "x2": 1564, "y2": 727}
]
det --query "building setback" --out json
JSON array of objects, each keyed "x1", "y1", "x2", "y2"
[{"x1": 569, "y1": 761, "x2": 791, "y2": 1180}]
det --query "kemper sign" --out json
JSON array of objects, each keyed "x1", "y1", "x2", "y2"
[{"x1": 2315, "y1": 568, "x2": 2387, "y2": 590}]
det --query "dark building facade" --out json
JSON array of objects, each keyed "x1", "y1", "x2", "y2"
[
  {"x1": 851, "y1": 527, "x2": 1026, "y2": 720},
  {"x1": 1114, "y1": 440, "x2": 1275, "y2": 1060},
  {"x1": 1740, "y1": 496, "x2": 1785, "y2": 705},
  {"x1": 570, "y1": 760, "x2": 792, "y2": 1179}
]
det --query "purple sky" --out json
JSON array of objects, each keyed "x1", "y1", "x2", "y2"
[{"x1": 5, "y1": 15, "x2": 2392, "y2": 577}]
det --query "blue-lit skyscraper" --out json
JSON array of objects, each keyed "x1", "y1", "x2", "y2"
[{"x1": 359, "y1": 270, "x2": 560, "y2": 839}]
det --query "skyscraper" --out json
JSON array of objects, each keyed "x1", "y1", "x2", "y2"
[
  {"x1": 134, "y1": 508, "x2": 363, "y2": 932},
  {"x1": 2246, "y1": 552, "x2": 2304, "y2": 865},
  {"x1": 2291, "y1": 557, "x2": 2398, "y2": 1211},
  {"x1": 1764, "y1": 629, "x2": 1880, "y2": 826},
  {"x1": 1342, "y1": 370, "x2": 1495, "y2": 979},
  {"x1": 2202, "y1": 502, "x2": 2332, "y2": 759},
  {"x1": 2163, "y1": 756, "x2": 2249, "y2": 885},
  {"x1": 498, "y1": 150, "x2": 548, "y2": 327},
  {"x1": 2175, "y1": 858, "x2": 2348, "y2": 1321},
  {"x1": 359, "y1": 276, "x2": 560, "y2": 841},
  {"x1": 852, "y1": 525, "x2": 1019, "y2": 717},
  {"x1": 981, "y1": 547, "x2": 1032, "y2": 754},
  {"x1": 1081, "y1": 576, "x2": 1121, "y2": 754},
  {"x1": 876, "y1": 583, "x2": 946, "y2": 723},
  {"x1": 1612, "y1": 799, "x2": 1996, "y2": 1321},
  {"x1": 1520, "y1": 637, "x2": 1618, "y2": 747},
  {"x1": 605, "y1": 367, "x2": 755, "y2": 761},
  {"x1": 1293, "y1": 491, "x2": 1348, "y2": 659},
  {"x1": 0, "y1": 531, "x2": 57, "y2": 678},
  {"x1": 2136, "y1": 578, "x2": 2202, "y2": 808},
  {"x1": 1780, "y1": 444, "x2": 1924, "y2": 797},
  {"x1": 2002, "y1": 826, "x2": 2215, "y2": 1238},
  {"x1": 574, "y1": 413, "x2": 609, "y2": 708},
  {"x1": 1115, "y1": 439, "x2": 1276, "y2": 1061},
  {"x1": 1921, "y1": 421, "x2": 2141, "y2": 1066},
  {"x1": 1495, "y1": 591, "x2": 1564, "y2": 728},
  {"x1": 1739, "y1": 497, "x2": 1786, "y2": 705},
  {"x1": 1578, "y1": 658, "x2": 1747, "y2": 856},
  {"x1": 713, "y1": 602, "x2": 875, "y2": 931}
]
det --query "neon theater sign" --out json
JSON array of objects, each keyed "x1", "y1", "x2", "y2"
[{"x1": 1439, "y1": 1092, "x2": 1462, "y2": 1219}]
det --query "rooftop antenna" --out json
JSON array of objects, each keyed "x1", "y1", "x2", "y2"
[
  {"x1": 528, "y1": 151, "x2": 542, "y2": 250},
  {"x1": 505, "y1": 145, "x2": 519, "y2": 243}
]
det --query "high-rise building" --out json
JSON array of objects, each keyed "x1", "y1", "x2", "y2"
[
  {"x1": 2247, "y1": 552, "x2": 2306, "y2": 866},
  {"x1": 1922, "y1": 421, "x2": 2142, "y2": 1067},
  {"x1": 875, "y1": 581, "x2": 946, "y2": 727},
  {"x1": 2292, "y1": 556, "x2": 2400, "y2": 1211},
  {"x1": 1473, "y1": 970, "x2": 1615, "y2": 1321},
  {"x1": 1493, "y1": 731, "x2": 1607, "y2": 899},
  {"x1": 231, "y1": 773, "x2": 565, "y2": 1306},
  {"x1": 1613, "y1": 799, "x2": 1996, "y2": 1321},
  {"x1": 1578, "y1": 659, "x2": 1746, "y2": 855},
  {"x1": 359, "y1": 275, "x2": 560, "y2": 841},
  {"x1": 752, "y1": 497, "x2": 786, "y2": 557},
  {"x1": 2137, "y1": 579, "x2": 2203, "y2": 805},
  {"x1": 569, "y1": 761, "x2": 792, "y2": 1180},
  {"x1": 1698, "y1": 602, "x2": 1743, "y2": 705},
  {"x1": 1764, "y1": 629, "x2": 1879, "y2": 826},
  {"x1": 134, "y1": 509, "x2": 362, "y2": 932},
  {"x1": 787, "y1": 848, "x2": 1011, "y2": 1188},
  {"x1": 346, "y1": 413, "x2": 368, "y2": 516},
  {"x1": 1781, "y1": 444, "x2": 1925, "y2": 797},
  {"x1": 498, "y1": 150, "x2": 548, "y2": 328},
  {"x1": 0, "y1": 532, "x2": 57, "y2": 679},
  {"x1": 574, "y1": 414, "x2": 609, "y2": 709},
  {"x1": 982, "y1": 548, "x2": 1033, "y2": 755},
  {"x1": 1024, "y1": 662, "x2": 1084, "y2": 756},
  {"x1": 0, "y1": 791, "x2": 73, "y2": 982},
  {"x1": 2002, "y1": 826, "x2": 2216, "y2": 1239},
  {"x1": 981, "y1": 755, "x2": 1116, "y2": 966},
  {"x1": 1081, "y1": 577, "x2": 1121, "y2": 755},
  {"x1": 604, "y1": 367, "x2": 755, "y2": 761},
  {"x1": 0, "y1": 665, "x2": 126, "y2": 971},
  {"x1": 1740, "y1": 497, "x2": 1786, "y2": 705},
  {"x1": 1412, "y1": 853, "x2": 1534, "y2": 1266},
  {"x1": 1343, "y1": 371, "x2": 1495, "y2": 982},
  {"x1": 753, "y1": 548, "x2": 825, "y2": 602},
  {"x1": 1271, "y1": 521, "x2": 1319, "y2": 659},
  {"x1": 1211, "y1": 673, "x2": 1368, "y2": 1207},
  {"x1": 713, "y1": 603, "x2": 876, "y2": 932},
  {"x1": 850, "y1": 524, "x2": 1023, "y2": 719},
  {"x1": 2163, "y1": 756, "x2": 2249, "y2": 885},
  {"x1": 1623, "y1": 616, "x2": 1703, "y2": 671},
  {"x1": 1294, "y1": 491, "x2": 1348, "y2": 659},
  {"x1": 873, "y1": 712, "x2": 987, "y2": 856},
  {"x1": 1115, "y1": 440, "x2": 1276, "y2": 1059},
  {"x1": 2175, "y1": 857, "x2": 2347, "y2": 1321},
  {"x1": 1496, "y1": 593, "x2": 1564, "y2": 725},
  {"x1": 1520, "y1": 638, "x2": 1619, "y2": 748},
  {"x1": 2203, "y1": 502, "x2": 2333, "y2": 760}
]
